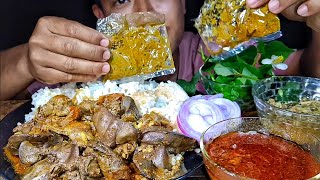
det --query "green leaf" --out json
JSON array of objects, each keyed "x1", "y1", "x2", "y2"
[
  {"x1": 213, "y1": 84, "x2": 238, "y2": 101},
  {"x1": 215, "y1": 76, "x2": 234, "y2": 83},
  {"x1": 242, "y1": 68, "x2": 258, "y2": 83},
  {"x1": 214, "y1": 64, "x2": 237, "y2": 76},
  {"x1": 234, "y1": 77, "x2": 248, "y2": 85},
  {"x1": 202, "y1": 61, "x2": 216, "y2": 72},
  {"x1": 242, "y1": 68, "x2": 257, "y2": 78},
  {"x1": 275, "y1": 81, "x2": 302, "y2": 103},
  {"x1": 237, "y1": 60, "x2": 263, "y2": 79},
  {"x1": 264, "y1": 41, "x2": 294, "y2": 60},
  {"x1": 257, "y1": 41, "x2": 266, "y2": 54},
  {"x1": 221, "y1": 61, "x2": 241, "y2": 72},
  {"x1": 230, "y1": 89, "x2": 240, "y2": 100},
  {"x1": 259, "y1": 64, "x2": 273, "y2": 77},
  {"x1": 177, "y1": 72, "x2": 201, "y2": 96},
  {"x1": 237, "y1": 46, "x2": 257, "y2": 65},
  {"x1": 207, "y1": 56, "x2": 222, "y2": 63}
]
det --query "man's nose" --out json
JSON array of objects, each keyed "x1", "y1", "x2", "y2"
[{"x1": 134, "y1": 0, "x2": 155, "y2": 12}]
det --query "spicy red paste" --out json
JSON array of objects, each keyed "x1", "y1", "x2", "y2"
[{"x1": 206, "y1": 132, "x2": 320, "y2": 180}]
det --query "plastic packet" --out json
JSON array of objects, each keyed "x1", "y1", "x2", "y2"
[
  {"x1": 97, "y1": 12, "x2": 175, "y2": 82},
  {"x1": 195, "y1": 0, "x2": 282, "y2": 59}
]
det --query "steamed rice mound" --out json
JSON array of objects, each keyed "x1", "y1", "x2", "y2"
[{"x1": 25, "y1": 81, "x2": 189, "y2": 129}]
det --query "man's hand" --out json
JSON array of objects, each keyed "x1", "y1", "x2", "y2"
[
  {"x1": 306, "y1": 13, "x2": 320, "y2": 32},
  {"x1": 28, "y1": 16, "x2": 111, "y2": 84},
  {"x1": 246, "y1": 0, "x2": 320, "y2": 32}
]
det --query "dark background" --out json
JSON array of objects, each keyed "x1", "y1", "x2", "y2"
[{"x1": 0, "y1": 0, "x2": 311, "y2": 51}]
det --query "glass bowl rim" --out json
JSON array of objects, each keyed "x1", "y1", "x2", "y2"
[
  {"x1": 199, "y1": 116, "x2": 320, "y2": 180},
  {"x1": 252, "y1": 76, "x2": 320, "y2": 118}
]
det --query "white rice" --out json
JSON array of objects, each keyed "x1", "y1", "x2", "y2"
[{"x1": 25, "y1": 80, "x2": 189, "y2": 127}]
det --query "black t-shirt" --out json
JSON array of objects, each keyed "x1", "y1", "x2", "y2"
[
  {"x1": 278, "y1": 15, "x2": 312, "y2": 49},
  {"x1": 0, "y1": 0, "x2": 312, "y2": 51}
]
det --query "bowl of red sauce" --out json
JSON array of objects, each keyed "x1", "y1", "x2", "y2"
[{"x1": 200, "y1": 117, "x2": 320, "y2": 180}]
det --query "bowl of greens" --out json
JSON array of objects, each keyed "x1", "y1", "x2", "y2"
[
  {"x1": 199, "y1": 66, "x2": 254, "y2": 111},
  {"x1": 252, "y1": 76, "x2": 320, "y2": 138},
  {"x1": 198, "y1": 41, "x2": 294, "y2": 112}
]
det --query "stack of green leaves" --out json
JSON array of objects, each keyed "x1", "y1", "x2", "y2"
[{"x1": 178, "y1": 41, "x2": 294, "y2": 110}]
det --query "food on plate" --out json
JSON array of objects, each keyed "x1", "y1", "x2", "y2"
[
  {"x1": 97, "y1": 12, "x2": 175, "y2": 82},
  {"x1": 205, "y1": 131, "x2": 320, "y2": 179},
  {"x1": 26, "y1": 81, "x2": 189, "y2": 130},
  {"x1": 177, "y1": 94, "x2": 241, "y2": 141},
  {"x1": 195, "y1": 0, "x2": 280, "y2": 55},
  {"x1": 4, "y1": 93, "x2": 197, "y2": 179}
]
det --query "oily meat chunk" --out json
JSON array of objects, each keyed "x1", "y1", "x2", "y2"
[
  {"x1": 43, "y1": 121, "x2": 95, "y2": 147},
  {"x1": 37, "y1": 95, "x2": 72, "y2": 118},
  {"x1": 19, "y1": 141, "x2": 43, "y2": 165},
  {"x1": 84, "y1": 146, "x2": 131, "y2": 180},
  {"x1": 113, "y1": 142, "x2": 138, "y2": 160},
  {"x1": 92, "y1": 106, "x2": 138, "y2": 148},
  {"x1": 133, "y1": 144, "x2": 185, "y2": 180},
  {"x1": 135, "y1": 112, "x2": 173, "y2": 133},
  {"x1": 141, "y1": 131, "x2": 197, "y2": 154},
  {"x1": 97, "y1": 93, "x2": 141, "y2": 121}
]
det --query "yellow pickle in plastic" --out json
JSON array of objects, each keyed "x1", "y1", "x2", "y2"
[
  {"x1": 97, "y1": 12, "x2": 175, "y2": 82},
  {"x1": 195, "y1": 0, "x2": 281, "y2": 58}
]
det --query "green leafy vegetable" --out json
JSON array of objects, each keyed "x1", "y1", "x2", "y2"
[
  {"x1": 177, "y1": 41, "x2": 294, "y2": 110},
  {"x1": 275, "y1": 82, "x2": 303, "y2": 103},
  {"x1": 260, "y1": 41, "x2": 294, "y2": 60},
  {"x1": 214, "y1": 64, "x2": 237, "y2": 76},
  {"x1": 177, "y1": 72, "x2": 200, "y2": 96}
]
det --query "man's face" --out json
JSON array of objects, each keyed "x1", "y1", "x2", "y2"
[{"x1": 93, "y1": 0, "x2": 185, "y2": 54}]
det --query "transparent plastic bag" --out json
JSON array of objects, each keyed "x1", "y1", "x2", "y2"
[
  {"x1": 97, "y1": 12, "x2": 175, "y2": 82},
  {"x1": 195, "y1": 0, "x2": 282, "y2": 59}
]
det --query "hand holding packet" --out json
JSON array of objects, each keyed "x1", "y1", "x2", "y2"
[
  {"x1": 97, "y1": 12, "x2": 175, "y2": 82},
  {"x1": 195, "y1": 0, "x2": 282, "y2": 59}
]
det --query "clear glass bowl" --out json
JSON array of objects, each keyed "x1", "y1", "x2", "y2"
[
  {"x1": 252, "y1": 76, "x2": 320, "y2": 138},
  {"x1": 200, "y1": 117, "x2": 320, "y2": 180},
  {"x1": 199, "y1": 65, "x2": 255, "y2": 112}
]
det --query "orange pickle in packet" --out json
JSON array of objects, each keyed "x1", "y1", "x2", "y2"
[
  {"x1": 195, "y1": 0, "x2": 281, "y2": 59},
  {"x1": 97, "y1": 12, "x2": 175, "y2": 82}
]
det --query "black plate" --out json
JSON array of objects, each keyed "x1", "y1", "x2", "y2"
[{"x1": 0, "y1": 101, "x2": 203, "y2": 179}]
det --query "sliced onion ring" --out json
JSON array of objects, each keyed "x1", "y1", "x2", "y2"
[
  {"x1": 177, "y1": 95, "x2": 241, "y2": 142},
  {"x1": 177, "y1": 96, "x2": 225, "y2": 142},
  {"x1": 202, "y1": 94, "x2": 224, "y2": 100},
  {"x1": 208, "y1": 98, "x2": 241, "y2": 119}
]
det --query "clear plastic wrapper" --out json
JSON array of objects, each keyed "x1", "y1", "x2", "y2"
[
  {"x1": 97, "y1": 12, "x2": 175, "y2": 82},
  {"x1": 195, "y1": 0, "x2": 282, "y2": 59}
]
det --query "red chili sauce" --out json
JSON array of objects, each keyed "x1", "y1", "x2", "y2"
[{"x1": 206, "y1": 132, "x2": 320, "y2": 180}]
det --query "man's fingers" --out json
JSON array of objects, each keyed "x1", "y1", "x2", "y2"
[
  {"x1": 281, "y1": 0, "x2": 306, "y2": 22},
  {"x1": 40, "y1": 34, "x2": 111, "y2": 62},
  {"x1": 306, "y1": 13, "x2": 320, "y2": 32},
  {"x1": 36, "y1": 68, "x2": 99, "y2": 84},
  {"x1": 33, "y1": 49, "x2": 110, "y2": 76},
  {"x1": 39, "y1": 16, "x2": 107, "y2": 46},
  {"x1": 297, "y1": 0, "x2": 320, "y2": 17},
  {"x1": 247, "y1": 0, "x2": 269, "y2": 9},
  {"x1": 267, "y1": 0, "x2": 300, "y2": 14}
]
